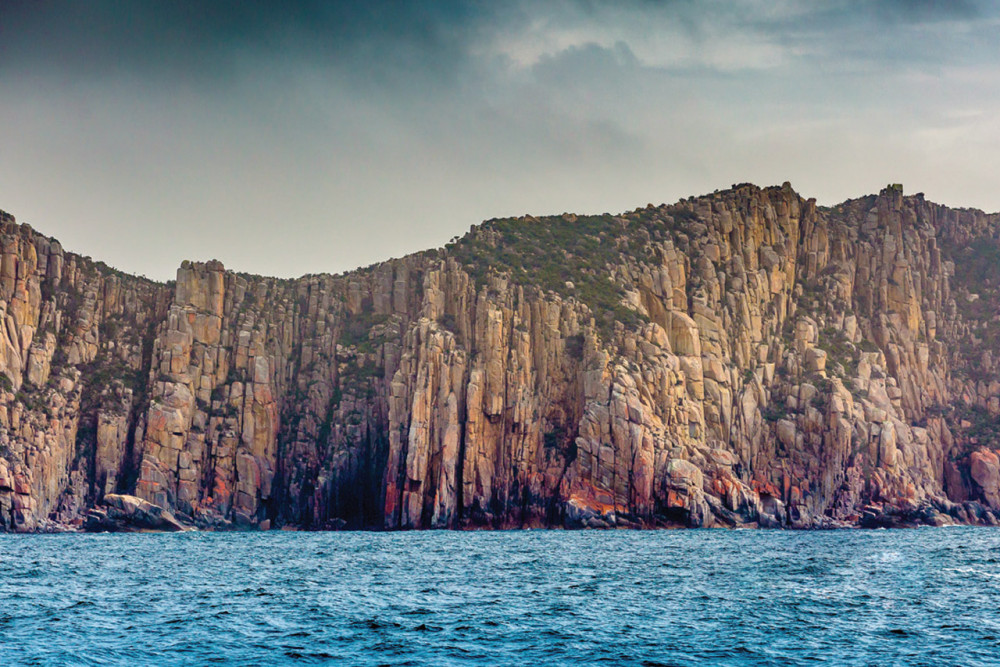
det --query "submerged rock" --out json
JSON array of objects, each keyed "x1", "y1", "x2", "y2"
[{"x1": 83, "y1": 494, "x2": 187, "y2": 532}]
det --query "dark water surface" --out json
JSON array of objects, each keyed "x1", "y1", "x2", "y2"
[{"x1": 1, "y1": 528, "x2": 999, "y2": 666}]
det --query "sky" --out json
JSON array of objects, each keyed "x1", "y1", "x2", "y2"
[{"x1": 1, "y1": 0, "x2": 999, "y2": 281}]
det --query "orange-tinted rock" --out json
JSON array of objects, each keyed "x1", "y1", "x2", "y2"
[
  {"x1": 1, "y1": 183, "x2": 1000, "y2": 531},
  {"x1": 970, "y1": 449, "x2": 1000, "y2": 509}
]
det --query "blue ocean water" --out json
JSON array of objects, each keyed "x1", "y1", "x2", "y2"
[{"x1": 1, "y1": 528, "x2": 999, "y2": 666}]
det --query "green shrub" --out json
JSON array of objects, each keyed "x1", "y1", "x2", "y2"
[
  {"x1": 565, "y1": 334, "x2": 585, "y2": 360},
  {"x1": 446, "y1": 213, "x2": 652, "y2": 338},
  {"x1": 762, "y1": 404, "x2": 787, "y2": 422}
]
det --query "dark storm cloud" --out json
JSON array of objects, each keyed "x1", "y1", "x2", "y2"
[
  {"x1": 0, "y1": 0, "x2": 501, "y2": 86},
  {"x1": 869, "y1": 0, "x2": 981, "y2": 21},
  {"x1": 2, "y1": 1, "x2": 992, "y2": 83}
]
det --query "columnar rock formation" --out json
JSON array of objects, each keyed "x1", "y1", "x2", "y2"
[{"x1": 1, "y1": 183, "x2": 1000, "y2": 531}]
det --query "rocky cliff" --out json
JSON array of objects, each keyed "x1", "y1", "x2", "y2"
[{"x1": 2, "y1": 183, "x2": 1000, "y2": 532}]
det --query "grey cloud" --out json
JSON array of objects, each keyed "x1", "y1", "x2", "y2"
[
  {"x1": 531, "y1": 41, "x2": 641, "y2": 84},
  {"x1": 4, "y1": 1, "x2": 991, "y2": 85},
  {"x1": 0, "y1": 1, "x2": 499, "y2": 87},
  {"x1": 868, "y1": 0, "x2": 982, "y2": 22},
  {"x1": 0, "y1": 1, "x2": 998, "y2": 281}
]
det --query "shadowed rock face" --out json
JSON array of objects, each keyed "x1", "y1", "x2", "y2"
[{"x1": 2, "y1": 183, "x2": 1000, "y2": 532}]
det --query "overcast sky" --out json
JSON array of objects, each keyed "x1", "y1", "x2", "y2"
[{"x1": 1, "y1": 1, "x2": 998, "y2": 280}]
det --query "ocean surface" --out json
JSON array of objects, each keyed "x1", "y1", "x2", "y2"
[{"x1": 1, "y1": 528, "x2": 999, "y2": 666}]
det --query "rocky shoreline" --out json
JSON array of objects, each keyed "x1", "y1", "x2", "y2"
[{"x1": 20, "y1": 493, "x2": 1000, "y2": 533}]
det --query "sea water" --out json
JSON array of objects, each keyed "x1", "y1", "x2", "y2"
[{"x1": 1, "y1": 528, "x2": 999, "y2": 665}]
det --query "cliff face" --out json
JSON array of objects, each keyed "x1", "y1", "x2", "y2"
[{"x1": 2, "y1": 183, "x2": 1000, "y2": 532}]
